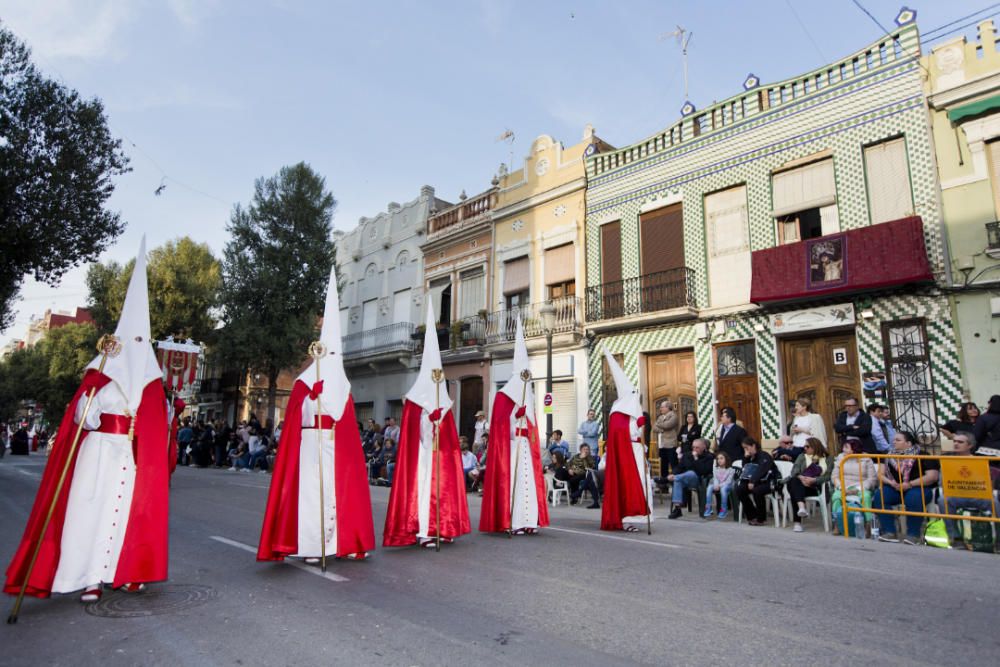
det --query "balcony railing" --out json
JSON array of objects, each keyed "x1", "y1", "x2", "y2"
[
  {"x1": 484, "y1": 296, "x2": 583, "y2": 344},
  {"x1": 427, "y1": 189, "x2": 496, "y2": 239},
  {"x1": 343, "y1": 322, "x2": 416, "y2": 359},
  {"x1": 585, "y1": 268, "x2": 697, "y2": 322}
]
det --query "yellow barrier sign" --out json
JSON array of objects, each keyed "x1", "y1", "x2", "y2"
[{"x1": 940, "y1": 458, "x2": 994, "y2": 500}]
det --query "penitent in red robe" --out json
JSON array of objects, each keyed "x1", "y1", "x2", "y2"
[
  {"x1": 383, "y1": 399, "x2": 471, "y2": 546},
  {"x1": 257, "y1": 380, "x2": 375, "y2": 560},
  {"x1": 600, "y1": 411, "x2": 650, "y2": 531},
  {"x1": 5, "y1": 370, "x2": 169, "y2": 598},
  {"x1": 479, "y1": 392, "x2": 549, "y2": 533}
]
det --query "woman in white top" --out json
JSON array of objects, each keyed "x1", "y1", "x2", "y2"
[{"x1": 790, "y1": 398, "x2": 826, "y2": 450}]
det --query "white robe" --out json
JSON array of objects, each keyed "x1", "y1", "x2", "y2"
[
  {"x1": 292, "y1": 396, "x2": 337, "y2": 558},
  {"x1": 623, "y1": 416, "x2": 655, "y2": 526},
  {"x1": 416, "y1": 410, "x2": 436, "y2": 539},
  {"x1": 508, "y1": 412, "x2": 539, "y2": 531},
  {"x1": 52, "y1": 384, "x2": 136, "y2": 593}
]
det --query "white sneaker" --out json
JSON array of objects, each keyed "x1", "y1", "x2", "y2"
[
  {"x1": 228, "y1": 467, "x2": 236, "y2": 471},
  {"x1": 797, "y1": 508, "x2": 809, "y2": 518},
  {"x1": 793, "y1": 524, "x2": 804, "y2": 533}
]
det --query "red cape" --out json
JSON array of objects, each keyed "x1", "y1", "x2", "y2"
[
  {"x1": 383, "y1": 399, "x2": 471, "y2": 546},
  {"x1": 479, "y1": 393, "x2": 549, "y2": 532},
  {"x1": 5, "y1": 370, "x2": 169, "y2": 597},
  {"x1": 257, "y1": 380, "x2": 375, "y2": 560},
  {"x1": 600, "y1": 411, "x2": 650, "y2": 531},
  {"x1": 168, "y1": 397, "x2": 185, "y2": 476}
]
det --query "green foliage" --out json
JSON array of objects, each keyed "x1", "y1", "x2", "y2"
[
  {"x1": 40, "y1": 322, "x2": 100, "y2": 415},
  {"x1": 0, "y1": 345, "x2": 48, "y2": 420},
  {"x1": 217, "y1": 163, "x2": 338, "y2": 423},
  {"x1": 0, "y1": 22, "x2": 130, "y2": 331},
  {"x1": 85, "y1": 237, "x2": 221, "y2": 342}
]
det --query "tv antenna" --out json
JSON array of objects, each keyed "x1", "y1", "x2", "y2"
[{"x1": 659, "y1": 25, "x2": 693, "y2": 100}]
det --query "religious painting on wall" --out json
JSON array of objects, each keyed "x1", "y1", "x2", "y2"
[{"x1": 806, "y1": 236, "x2": 847, "y2": 290}]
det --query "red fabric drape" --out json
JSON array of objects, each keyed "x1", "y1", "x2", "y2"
[
  {"x1": 383, "y1": 400, "x2": 471, "y2": 546},
  {"x1": 257, "y1": 381, "x2": 375, "y2": 560},
  {"x1": 5, "y1": 371, "x2": 170, "y2": 597},
  {"x1": 479, "y1": 393, "x2": 549, "y2": 532},
  {"x1": 600, "y1": 411, "x2": 650, "y2": 531},
  {"x1": 750, "y1": 216, "x2": 933, "y2": 304}
]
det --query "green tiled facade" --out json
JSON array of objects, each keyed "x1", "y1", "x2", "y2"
[{"x1": 584, "y1": 24, "x2": 962, "y2": 440}]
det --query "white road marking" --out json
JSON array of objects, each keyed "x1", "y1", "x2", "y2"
[
  {"x1": 546, "y1": 526, "x2": 682, "y2": 549},
  {"x1": 14, "y1": 468, "x2": 40, "y2": 478},
  {"x1": 209, "y1": 535, "x2": 349, "y2": 582}
]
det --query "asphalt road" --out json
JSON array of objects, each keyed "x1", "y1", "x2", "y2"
[{"x1": 1, "y1": 453, "x2": 998, "y2": 666}]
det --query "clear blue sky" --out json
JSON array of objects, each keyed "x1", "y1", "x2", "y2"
[{"x1": 1, "y1": 0, "x2": 994, "y2": 344}]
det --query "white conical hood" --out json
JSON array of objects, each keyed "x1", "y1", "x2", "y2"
[
  {"x1": 604, "y1": 349, "x2": 642, "y2": 419},
  {"x1": 87, "y1": 235, "x2": 162, "y2": 413},
  {"x1": 499, "y1": 316, "x2": 534, "y2": 421},
  {"x1": 296, "y1": 266, "x2": 350, "y2": 421},
  {"x1": 405, "y1": 304, "x2": 452, "y2": 414}
]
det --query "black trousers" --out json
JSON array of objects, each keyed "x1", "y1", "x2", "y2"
[
  {"x1": 737, "y1": 480, "x2": 771, "y2": 523},
  {"x1": 784, "y1": 477, "x2": 819, "y2": 523}
]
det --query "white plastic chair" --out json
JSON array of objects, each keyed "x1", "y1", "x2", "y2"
[
  {"x1": 735, "y1": 460, "x2": 783, "y2": 528},
  {"x1": 774, "y1": 461, "x2": 795, "y2": 525},
  {"x1": 546, "y1": 473, "x2": 569, "y2": 506}
]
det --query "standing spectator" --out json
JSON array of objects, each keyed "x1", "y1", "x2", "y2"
[
  {"x1": 789, "y1": 398, "x2": 826, "y2": 451},
  {"x1": 548, "y1": 430, "x2": 570, "y2": 459},
  {"x1": 973, "y1": 395, "x2": 1000, "y2": 449},
  {"x1": 578, "y1": 409, "x2": 600, "y2": 451},
  {"x1": 383, "y1": 416, "x2": 400, "y2": 447},
  {"x1": 213, "y1": 420, "x2": 231, "y2": 468},
  {"x1": 473, "y1": 410, "x2": 489, "y2": 451},
  {"x1": 943, "y1": 433, "x2": 999, "y2": 548},
  {"x1": 716, "y1": 407, "x2": 748, "y2": 464},
  {"x1": 704, "y1": 451, "x2": 736, "y2": 518},
  {"x1": 652, "y1": 399, "x2": 679, "y2": 475},
  {"x1": 10, "y1": 425, "x2": 29, "y2": 455},
  {"x1": 177, "y1": 418, "x2": 193, "y2": 466},
  {"x1": 194, "y1": 421, "x2": 214, "y2": 467},
  {"x1": 834, "y1": 396, "x2": 875, "y2": 454},
  {"x1": 939, "y1": 403, "x2": 978, "y2": 440},
  {"x1": 568, "y1": 444, "x2": 600, "y2": 507},
  {"x1": 0, "y1": 424, "x2": 7, "y2": 457},
  {"x1": 781, "y1": 438, "x2": 834, "y2": 533},
  {"x1": 831, "y1": 437, "x2": 877, "y2": 532},
  {"x1": 871, "y1": 431, "x2": 940, "y2": 544},
  {"x1": 677, "y1": 411, "x2": 701, "y2": 451},
  {"x1": 667, "y1": 438, "x2": 713, "y2": 519},
  {"x1": 273, "y1": 420, "x2": 284, "y2": 444},
  {"x1": 736, "y1": 437, "x2": 777, "y2": 526},
  {"x1": 868, "y1": 403, "x2": 895, "y2": 453}
]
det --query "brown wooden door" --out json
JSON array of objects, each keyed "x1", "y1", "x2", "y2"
[
  {"x1": 645, "y1": 349, "x2": 697, "y2": 458},
  {"x1": 714, "y1": 341, "x2": 761, "y2": 441},
  {"x1": 459, "y1": 376, "x2": 483, "y2": 443},
  {"x1": 780, "y1": 331, "x2": 861, "y2": 452}
]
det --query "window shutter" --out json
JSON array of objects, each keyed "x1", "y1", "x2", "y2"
[
  {"x1": 864, "y1": 138, "x2": 912, "y2": 224},
  {"x1": 772, "y1": 159, "x2": 836, "y2": 216},
  {"x1": 600, "y1": 220, "x2": 622, "y2": 285},
  {"x1": 640, "y1": 203, "x2": 684, "y2": 274},
  {"x1": 544, "y1": 244, "x2": 575, "y2": 285},
  {"x1": 458, "y1": 268, "x2": 484, "y2": 317},
  {"x1": 502, "y1": 257, "x2": 530, "y2": 295},
  {"x1": 705, "y1": 186, "x2": 748, "y2": 256}
]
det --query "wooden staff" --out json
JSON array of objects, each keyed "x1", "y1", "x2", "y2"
[
  {"x1": 168, "y1": 353, "x2": 186, "y2": 476},
  {"x1": 431, "y1": 368, "x2": 444, "y2": 552},
  {"x1": 509, "y1": 369, "x2": 532, "y2": 537},
  {"x1": 642, "y1": 436, "x2": 652, "y2": 535},
  {"x1": 308, "y1": 341, "x2": 329, "y2": 573},
  {"x1": 7, "y1": 335, "x2": 122, "y2": 625}
]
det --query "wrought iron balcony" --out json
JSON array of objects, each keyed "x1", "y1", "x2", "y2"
[
  {"x1": 585, "y1": 268, "x2": 697, "y2": 323},
  {"x1": 485, "y1": 296, "x2": 583, "y2": 344},
  {"x1": 342, "y1": 322, "x2": 416, "y2": 360},
  {"x1": 413, "y1": 315, "x2": 488, "y2": 354}
]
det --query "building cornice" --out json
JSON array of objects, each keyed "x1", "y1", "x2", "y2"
[
  {"x1": 492, "y1": 177, "x2": 586, "y2": 221},
  {"x1": 928, "y1": 71, "x2": 1000, "y2": 109}
]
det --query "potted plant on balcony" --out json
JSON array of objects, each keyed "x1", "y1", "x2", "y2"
[{"x1": 478, "y1": 308, "x2": 489, "y2": 321}]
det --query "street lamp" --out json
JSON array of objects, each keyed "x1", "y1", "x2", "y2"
[{"x1": 539, "y1": 300, "x2": 557, "y2": 438}]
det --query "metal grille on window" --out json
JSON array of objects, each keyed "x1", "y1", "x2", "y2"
[
  {"x1": 717, "y1": 343, "x2": 757, "y2": 376},
  {"x1": 882, "y1": 319, "x2": 938, "y2": 445}
]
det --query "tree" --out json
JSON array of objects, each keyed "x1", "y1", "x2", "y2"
[
  {"x1": 0, "y1": 23, "x2": 131, "y2": 330},
  {"x1": 0, "y1": 345, "x2": 48, "y2": 421},
  {"x1": 217, "y1": 163, "x2": 337, "y2": 425},
  {"x1": 85, "y1": 237, "x2": 221, "y2": 342},
  {"x1": 39, "y1": 322, "x2": 100, "y2": 417}
]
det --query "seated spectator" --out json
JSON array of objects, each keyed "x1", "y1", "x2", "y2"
[
  {"x1": 229, "y1": 439, "x2": 250, "y2": 471},
  {"x1": 831, "y1": 437, "x2": 876, "y2": 533},
  {"x1": 461, "y1": 443, "x2": 478, "y2": 490},
  {"x1": 550, "y1": 451, "x2": 569, "y2": 483},
  {"x1": 771, "y1": 434, "x2": 802, "y2": 463},
  {"x1": 871, "y1": 431, "x2": 940, "y2": 544},
  {"x1": 368, "y1": 437, "x2": 385, "y2": 481},
  {"x1": 736, "y1": 437, "x2": 777, "y2": 526},
  {"x1": 548, "y1": 430, "x2": 570, "y2": 460},
  {"x1": 568, "y1": 444, "x2": 601, "y2": 508},
  {"x1": 704, "y1": 451, "x2": 736, "y2": 518},
  {"x1": 943, "y1": 432, "x2": 999, "y2": 549},
  {"x1": 869, "y1": 404, "x2": 895, "y2": 454},
  {"x1": 667, "y1": 438, "x2": 714, "y2": 519},
  {"x1": 781, "y1": 438, "x2": 834, "y2": 533},
  {"x1": 247, "y1": 428, "x2": 270, "y2": 472}
]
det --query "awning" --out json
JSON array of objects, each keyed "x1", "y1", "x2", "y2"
[{"x1": 947, "y1": 94, "x2": 1000, "y2": 123}]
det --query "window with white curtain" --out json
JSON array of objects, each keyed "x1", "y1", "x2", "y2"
[
  {"x1": 458, "y1": 267, "x2": 485, "y2": 318},
  {"x1": 772, "y1": 158, "x2": 839, "y2": 244},
  {"x1": 864, "y1": 137, "x2": 913, "y2": 224},
  {"x1": 705, "y1": 185, "x2": 751, "y2": 308}
]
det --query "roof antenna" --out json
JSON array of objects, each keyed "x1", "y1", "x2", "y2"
[{"x1": 659, "y1": 25, "x2": 693, "y2": 100}]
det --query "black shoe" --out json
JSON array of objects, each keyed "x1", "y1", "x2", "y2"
[
  {"x1": 668, "y1": 506, "x2": 682, "y2": 519},
  {"x1": 586, "y1": 503, "x2": 600, "y2": 509},
  {"x1": 570, "y1": 496, "x2": 579, "y2": 505}
]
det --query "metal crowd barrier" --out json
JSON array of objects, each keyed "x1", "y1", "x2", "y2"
[{"x1": 837, "y1": 453, "x2": 1000, "y2": 540}]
